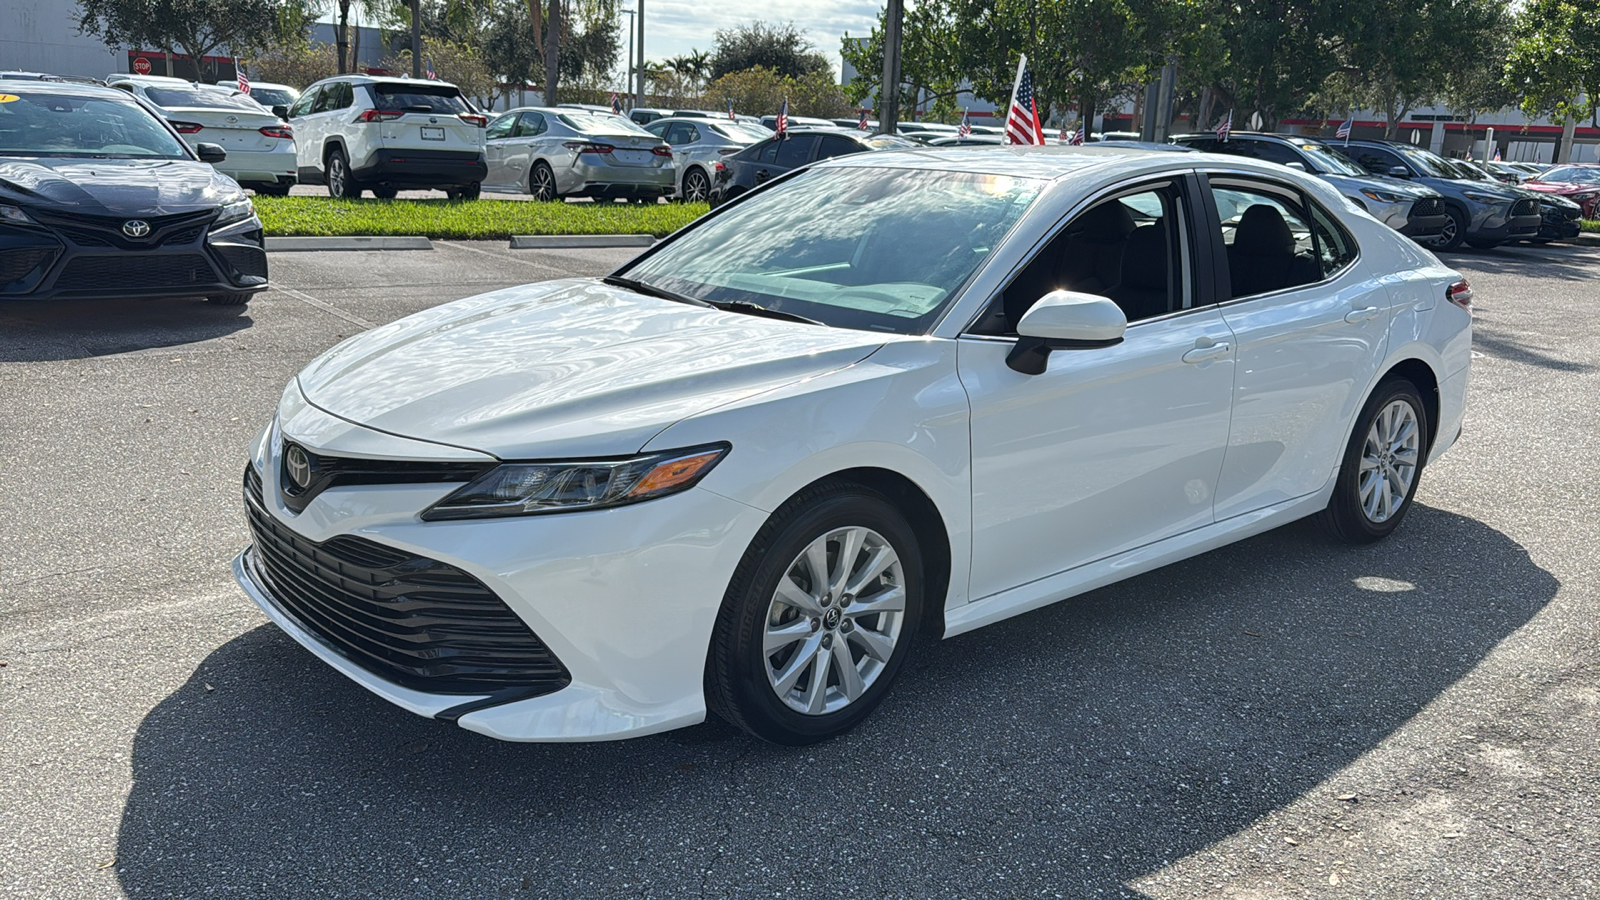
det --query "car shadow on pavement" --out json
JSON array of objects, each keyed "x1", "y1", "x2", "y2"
[
  {"x1": 1440, "y1": 243, "x2": 1600, "y2": 282},
  {"x1": 0, "y1": 296, "x2": 250, "y2": 363},
  {"x1": 115, "y1": 505, "x2": 1555, "y2": 898}
]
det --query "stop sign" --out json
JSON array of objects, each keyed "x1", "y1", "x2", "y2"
[{"x1": 133, "y1": 57, "x2": 151, "y2": 75}]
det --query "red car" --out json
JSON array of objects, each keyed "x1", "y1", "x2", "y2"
[{"x1": 1522, "y1": 163, "x2": 1600, "y2": 219}]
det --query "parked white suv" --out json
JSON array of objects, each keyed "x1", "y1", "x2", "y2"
[{"x1": 287, "y1": 75, "x2": 488, "y2": 199}]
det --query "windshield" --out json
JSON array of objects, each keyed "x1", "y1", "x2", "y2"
[
  {"x1": 1392, "y1": 145, "x2": 1464, "y2": 179},
  {"x1": 145, "y1": 86, "x2": 261, "y2": 110},
  {"x1": 1298, "y1": 142, "x2": 1368, "y2": 176},
  {"x1": 624, "y1": 166, "x2": 1045, "y2": 335},
  {"x1": 368, "y1": 83, "x2": 469, "y2": 114},
  {"x1": 0, "y1": 92, "x2": 189, "y2": 158},
  {"x1": 1539, "y1": 165, "x2": 1600, "y2": 184},
  {"x1": 710, "y1": 122, "x2": 772, "y2": 142},
  {"x1": 247, "y1": 87, "x2": 296, "y2": 108},
  {"x1": 558, "y1": 112, "x2": 655, "y2": 136}
]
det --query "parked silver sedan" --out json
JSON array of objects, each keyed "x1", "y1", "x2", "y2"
[
  {"x1": 644, "y1": 117, "x2": 772, "y2": 202},
  {"x1": 482, "y1": 107, "x2": 675, "y2": 201}
]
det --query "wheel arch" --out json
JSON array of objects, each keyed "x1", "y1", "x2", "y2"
[
  {"x1": 1374, "y1": 356, "x2": 1441, "y2": 452},
  {"x1": 321, "y1": 136, "x2": 349, "y2": 167}
]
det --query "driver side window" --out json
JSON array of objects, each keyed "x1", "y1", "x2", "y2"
[{"x1": 971, "y1": 184, "x2": 1188, "y2": 336}]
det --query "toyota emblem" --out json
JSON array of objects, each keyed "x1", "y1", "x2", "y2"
[
  {"x1": 284, "y1": 443, "x2": 313, "y2": 490},
  {"x1": 225, "y1": 115, "x2": 239, "y2": 124},
  {"x1": 122, "y1": 219, "x2": 150, "y2": 238}
]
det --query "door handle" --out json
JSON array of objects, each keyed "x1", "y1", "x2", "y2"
[
  {"x1": 1182, "y1": 342, "x2": 1231, "y2": 364},
  {"x1": 1345, "y1": 306, "x2": 1382, "y2": 323}
]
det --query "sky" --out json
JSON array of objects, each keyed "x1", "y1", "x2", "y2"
[{"x1": 625, "y1": 1, "x2": 882, "y2": 77}]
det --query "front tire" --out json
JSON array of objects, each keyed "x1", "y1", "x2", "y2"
[
  {"x1": 206, "y1": 292, "x2": 252, "y2": 306},
  {"x1": 1317, "y1": 379, "x2": 1429, "y2": 544},
  {"x1": 1418, "y1": 205, "x2": 1467, "y2": 251},
  {"x1": 707, "y1": 482, "x2": 924, "y2": 745},
  {"x1": 326, "y1": 149, "x2": 360, "y2": 199}
]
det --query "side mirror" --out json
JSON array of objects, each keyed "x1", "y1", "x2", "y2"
[
  {"x1": 196, "y1": 142, "x2": 227, "y2": 163},
  {"x1": 1388, "y1": 165, "x2": 1410, "y2": 178},
  {"x1": 1007, "y1": 291, "x2": 1127, "y2": 374},
  {"x1": 272, "y1": 104, "x2": 290, "y2": 120},
  {"x1": 1284, "y1": 161, "x2": 1307, "y2": 172}
]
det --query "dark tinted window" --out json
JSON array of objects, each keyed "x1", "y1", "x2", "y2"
[
  {"x1": 1208, "y1": 182, "x2": 1321, "y2": 299},
  {"x1": 1248, "y1": 141, "x2": 1305, "y2": 167},
  {"x1": 514, "y1": 112, "x2": 545, "y2": 137},
  {"x1": 774, "y1": 134, "x2": 818, "y2": 168},
  {"x1": 816, "y1": 134, "x2": 864, "y2": 160},
  {"x1": 366, "y1": 83, "x2": 469, "y2": 114},
  {"x1": 1309, "y1": 201, "x2": 1358, "y2": 278},
  {"x1": 753, "y1": 139, "x2": 780, "y2": 164},
  {"x1": 1347, "y1": 146, "x2": 1404, "y2": 175}
]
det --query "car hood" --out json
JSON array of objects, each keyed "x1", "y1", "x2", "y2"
[
  {"x1": 1418, "y1": 177, "x2": 1521, "y2": 200},
  {"x1": 1320, "y1": 172, "x2": 1440, "y2": 198},
  {"x1": 1523, "y1": 181, "x2": 1596, "y2": 195},
  {"x1": 295, "y1": 279, "x2": 898, "y2": 459},
  {"x1": 0, "y1": 157, "x2": 242, "y2": 216}
]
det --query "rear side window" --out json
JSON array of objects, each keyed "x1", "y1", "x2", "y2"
[
  {"x1": 816, "y1": 134, "x2": 864, "y2": 160},
  {"x1": 514, "y1": 112, "x2": 545, "y2": 137},
  {"x1": 367, "y1": 83, "x2": 469, "y2": 114},
  {"x1": 1308, "y1": 202, "x2": 1358, "y2": 278},
  {"x1": 774, "y1": 134, "x2": 817, "y2": 168},
  {"x1": 752, "y1": 140, "x2": 780, "y2": 164},
  {"x1": 1248, "y1": 141, "x2": 1305, "y2": 167}
]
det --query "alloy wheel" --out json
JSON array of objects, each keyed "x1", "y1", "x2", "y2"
[
  {"x1": 1420, "y1": 218, "x2": 1454, "y2": 249},
  {"x1": 763, "y1": 526, "x2": 905, "y2": 716},
  {"x1": 532, "y1": 166, "x2": 556, "y2": 201},
  {"x1": 328, "y1": 157, "x2": 346, "y2": 197},
  {"x1": 684, "y1": 170, "x2": 709, "y2": 202},
  {"x1": 1359, "y1": 399, "x2": 1421, "y2": 523}
]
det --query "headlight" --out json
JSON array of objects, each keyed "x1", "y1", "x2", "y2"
[
  {"x1": 1572, "y1": 191, "x2": 1598, "y2": 202},
  {"x1": 215, "y1": 197, "x2": 255, "y2": 226},
  {"x1": 1360, "y1": 189, "x2": 1402, "y2": 203},
  {"x1": 1545, "y1": 194, "x2": 1580, "y2": 210},
  {"x1": 1462, "y1": 191, "x2": 1511, "y2": 204},
  {"x1": 422, "y1": 443, "x2": 731, "y2": 520},
  {"x1": 0, "y1": 203, "x2": 38, "y2": 225}
]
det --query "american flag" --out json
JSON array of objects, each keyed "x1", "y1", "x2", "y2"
[
  {"x1": 957, "y1": 109, "x2": 971, "y2": 137},
  {"x1": 425, "y1": 58, "x2": 437, "y2": 80},
  {"x1": 727, "y1": 98, "x2": 736, "y2": 121},
  {"x1": 1070, "y1": 126, "x2": 1084, "y2": 145},
  {"x1": 1493, "y1": 145, "x2": 1502, "y2": 161},
  {"x1": 858, "y1": 109, "x2": 869, "y2": 130},
  {"x1": 235, "y1": 59, "x2": 249, "y2": 94},
  {"x1": 1335, "y1": 117, "x2": 1353, "y2": 140},
  {"x1": 776, "y1": 97, "x2": 788, "y2": 135},
  {"x1": 610, "y1": 92, "x2": 622, "y2": 114},
  {"x1": 1215, "y1": 110, "x2": 1232, "y2": 141},
  {"x1": 1004, "y1": 55, "x2": 1045, "y2": 146}
]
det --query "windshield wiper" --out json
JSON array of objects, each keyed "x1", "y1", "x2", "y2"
[
  {"x1": 708, "y1": 300, "x2": 824, "y2": 326},
  {"x1": 602, "y1": 274, "x2": 715, "y2": 309}
]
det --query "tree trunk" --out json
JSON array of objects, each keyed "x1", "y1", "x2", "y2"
[
  {"x1": 1079, "y1": 87, "x2": 1095, "y2": 139},
  {"x1": 526, "y1": 0, "x2": 545, "y2": 70},
  {"x1": 543, "y1": 0, "x2": 561, "y2": 106},
  {"x1": 336, "y1": 0, "x2": 350, "y2": 74}
]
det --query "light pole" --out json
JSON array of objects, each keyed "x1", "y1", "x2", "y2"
[
  {"x1": 634, "y1": 0, "x2": 645, "y2": 108},
  {"x1": 620, "y1": 8, "x2": 635, "y2": 100},
  {"x1": 880, "y1": 0, "x2": 903, "y2": 132}
]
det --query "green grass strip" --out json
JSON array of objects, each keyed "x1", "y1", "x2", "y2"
[
  {"x1": 253, "y1": 196, "x2": 709, "y2": 240},
  {"x1": 1582, "y1": 219, "x2": 1598, "y2": 233}
]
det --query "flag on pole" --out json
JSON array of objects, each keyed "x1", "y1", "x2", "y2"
[
  {"x1": 1216, "y1": 110, "x2": 1232, "y2": 141},
  {"x1": 1070, "y1": 125, "x2": 1084, "y2": 145},
  {"x1": 1004, "y1": 55, "x2": 1045, "y2": 146},
  {"x1": 235, "y1": 59, "x2": 249, "y2": 94},
  {"x1": 859, "y1": 109, "x2": 870, "y2": 130},
  {"x1": 1493, "y1": 145, "x2": 1502, "y2": 161},
  {"x1": 425, "y1": 57, "x2": 437, "y2": 80},
  {"x1": 1335, "y1": 117, "x2": 1353, "y2": 140},
  {"x1": 776, "y1": 97, "x2": 789, "y2": 136},
  {"x1": 727, "y1": 98, "x2": 736, "y2": 121},
  {"x1": 610, "y1": 92, "x2": 622, "y2": 114},
  {"x1": 957, "y1": 109, "x2": 971, "y2": 137}
]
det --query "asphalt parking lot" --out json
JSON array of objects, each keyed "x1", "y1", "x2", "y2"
[{"x1": 2, "y1": 240, "x2": 1597, "y2": 898}]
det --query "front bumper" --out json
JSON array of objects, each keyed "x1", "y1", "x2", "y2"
[
  {"x1": 0, "y1": 210, "x2": 268, "y2": 300},
  {"x1": 235, "y1": 414, "x2": 770, "y2": 741},
  {"x1": 353, "y1": 148, "x2": 488, "y2": 189},
  {"x1": 1465, "y1": 202, "x2": 1542, "y2": 244}
]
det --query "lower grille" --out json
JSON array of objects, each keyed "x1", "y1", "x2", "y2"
[
  {"x1": 1511, "y1": 199, "x2": 1539, "y2": 218},
  {"x1": 1410, "y1": 197, "x2": 1444, "y2": 218},
  {"x1": 53, "y1": 253, "x2": 215, "y2": 292},
  {"x1": 243, "y1": 466, "x2": 571, "y2": 696},
  {"x1": 214, "y1": 243, "x2": 269, "y2": 279},
  {"x1": 0, "y1": 248, "x2": 52, "y2": 285}
]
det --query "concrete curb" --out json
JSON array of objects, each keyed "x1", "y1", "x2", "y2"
[
  {"x1": 509, "y1": 234, "x2": 657, "y2": 250},
  {"x1": 1574, "y1": 231, "x2": 1600, "y2": 247},
  {"x1": 266, "y1": 236, "x2": 433, "y2": 252}
]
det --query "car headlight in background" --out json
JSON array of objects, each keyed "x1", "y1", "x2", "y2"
[
  {"x1": 1571, "y1": 191, "x2": 1597, "y2": 202},
  {"x1": 422, "y1": 443, "x2": 731, "y2": 520},
  {"x1": 1463, "y1": 191, "x2": 1511, "y2": 204},
  {"x1": 1544, "y1": 194, "x2": 1581, "y2": 210},
  {"x1": 214, "y1": 197, "x2": 255, "y2": 226},
  {"x1": 0, "y1": 204, "x2": 38, "y2": 225},
  {"x1": 1360, "y1": 188, "x2": 1402, "y2": 203}
]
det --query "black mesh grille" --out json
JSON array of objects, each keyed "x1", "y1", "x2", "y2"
[
  {"x1": 243, "y1": 465, "x2": 571, "y2": 696},
  {"x1": 53, "y1": 253, "x2": 215, "y2": 292},
  {"x1": 1511, "y1": 199, "x2": 1539, "y2": 218},
  {"x1": 1410, "y1": 197, "x2": 1443, "y2": 218},
  {"x1": 215, "y1": 244, "x2": 269, "y2": 278},
  {"x1": 58, "y1": 228, "x2": 113, "y2": 247},
  {"x1": 162, "y1": 226, "x2": 206, "y2": 246},
  {"x1": 0, "y1": 248, "x2": 52, "y2": 285}
]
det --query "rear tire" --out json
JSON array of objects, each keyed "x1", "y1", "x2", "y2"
[
  {"x1": 371, "y1": 186, "x2": 398, "y2": 200},
  {"x1": 529, "y1": 163, "x2": 558, "y2": 201},
  {"x1": 206, "y1": 292, "x2": 252, "y2": 306},
  {"x1": 707, "y1": 482, "x2": 924, "y2": 745},
  {"x1": 1316, "y1": 379, "x2": 1429, "y2": 544},
  {"x1": 447, "y1": 182, "x2": 481, "y2": 201},
  {"x1": 681, "y1": 168, "x2": 711, "y2": 203},
  {"x1": 326, "y1": 149, "x2": 360, "y2": 199}
]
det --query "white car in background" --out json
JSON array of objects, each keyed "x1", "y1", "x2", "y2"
[
  {"x1": 213, "y1": 80, "x2": 300, "y2": 117},
  {"x1": 235, "y1": 148, "x2": 1471, "y2": 746},
  {"x1": 109, "y1": 75, "x2": 296, "y2": 195},
  {"x1": 643, "y1": 116, "x2": 771, "y2": 202}
]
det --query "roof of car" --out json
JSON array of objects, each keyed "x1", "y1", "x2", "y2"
[
  {"x1": 107, "y1": 74, "x2": 192, "y2": 84},
  {"x1": 309, "y1": 74, "x2": 461, "y2": 88},
  {"x1": 1171, "y1": 131, "x2": 1318, "y2": 144}
]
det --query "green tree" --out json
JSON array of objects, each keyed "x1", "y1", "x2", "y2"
[
  {"x1": 706, "y1": 65, "x2": 850, "y2": 118},
  {"x1": 1506, "y1": 0, "x2": 1600, "y2": 123},
  {"x1": 76, "y1": 0, "x2": 316, "y2": 78},
  {"x1": 711, "y1": 21, "x2": 830, "y2": 81}
]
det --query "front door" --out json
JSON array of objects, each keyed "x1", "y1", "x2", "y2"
[{"x1": 960, "y1": 180, "x2": 1237, "y2": 600}]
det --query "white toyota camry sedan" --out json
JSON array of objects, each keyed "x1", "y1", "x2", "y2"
[{"x1": 235, "y1": 147, "x2": 1472, "y2": 745}]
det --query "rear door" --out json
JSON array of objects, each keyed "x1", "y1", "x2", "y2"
[
  {"x1": 506, "y1": 111, "x2": 548, "y2": 187},
  {"x1": 366, "y1": 82, "x2": 483, "y2": 153},
  {"x1": 770, "y1": 133, "x2": 819, "y2": 180}
]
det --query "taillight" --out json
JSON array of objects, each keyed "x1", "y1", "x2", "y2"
[
  {"x1": 169, "y1": 121, "x2": 203, "y2": 134},
  {"x1": 714, "y1": 161, "x2": 726, "y2": 173},
  {"x1": 717, "y1": 147, "x2": 739, "y2": 155},
  {"x1": 563, "y1": 141, "x2": 614, "y2": 154},
  {"x1": 259, "y1": 125, "x2": 293, "y2": 139},
  {"x1": 459, "y1": 113, "x2": 488, "y2": 128},
  {"x1": 651, "y1": 145, "x2": 673, "y2": 157},
  {"x1": 358, "y1": 109, "x2": 404, "y2": 123},
  {"x1": 1447, "y1": 279, "x2": 1473, "y2": 313}
]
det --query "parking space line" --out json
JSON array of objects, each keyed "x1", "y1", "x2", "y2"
[
  {"x1": 272, "y1": 285, "x2": 376, "y2": 330},
  {"x1": 434, "y1": 240, "x2": 567, "y2": 274}
]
